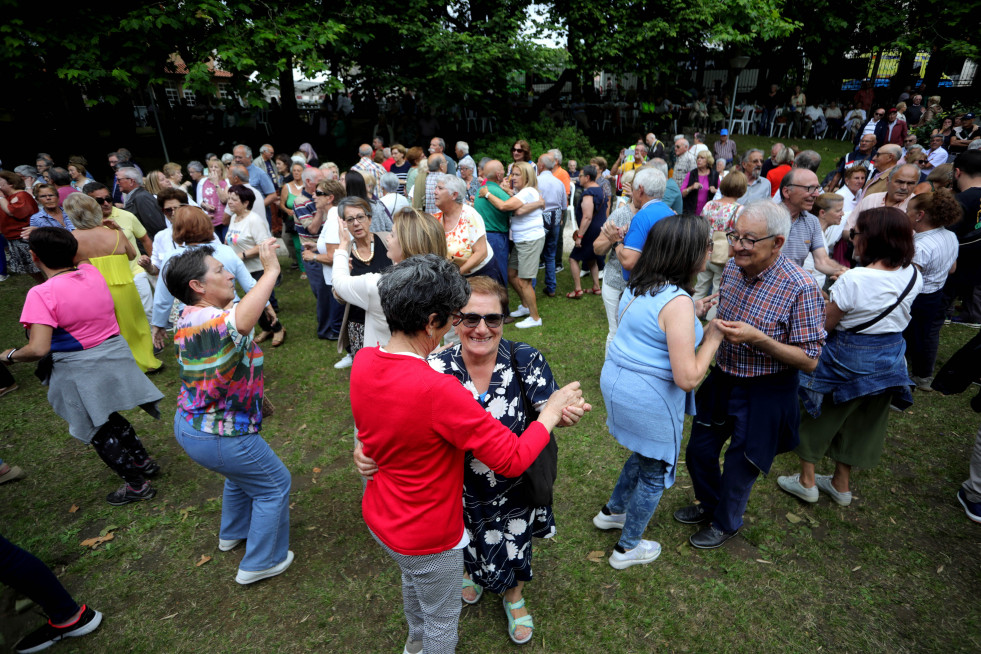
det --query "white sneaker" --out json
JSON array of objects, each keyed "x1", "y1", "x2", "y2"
[
  {"x1": 777, "y1": 473, "x2": 818, "y2": 503},
  {"x1": 515, "y1": 316, "x2": 542, "y2": 329},
  {"x1": 609, "y1": 539, "x2": 661, "y2": 569},
  {"x1": 333, "y1": 353, "x2": 354, "y2": 369},
  {"x1": 580, "y1": 270, "x2": 589, "y2": 278},
  {"x1": 592, "y1": 509, "x2": 626, "y2": 530},
  {"x1": 0, "y1": 274, "x2": 8, "y2": 282},
  {"x1": 910, "y1": 375, "x2": 933, "y2": 392},
  {"x1": 598, "y1": 270, "x2": 604, "y2": 279},
  {"x1": 815, "y1": 475, "x2": 852, "y2": 506},
  {"x1": 235, "y1": 550, "x2": 294, "y2": 585},
  {"x1": 509, "y1": 305, "x2": 530, "y2": 318},
  {"x1": 218, "y1": 538, "x2": 244, "y2": 552}
]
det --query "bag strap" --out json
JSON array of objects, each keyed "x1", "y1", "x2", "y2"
[
  {"x1": 846, "y1": 268, "x2": 918, "y2": 333},
  {"x1": 508, "y1": 341, "x2": 539, "y2": 425},
  {"x1": 618, "y1": 293, "x2": 640, "y2": 324}
]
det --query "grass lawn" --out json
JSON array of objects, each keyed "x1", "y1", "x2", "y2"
[{"x1": 2, "y1": 141, "x2": 980, "y2": 652}]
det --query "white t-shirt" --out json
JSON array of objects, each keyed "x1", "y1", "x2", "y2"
[
  {"x1": 225, "y1": 211, "x2": 272, "y2": 273},
  {"x1": 509, "y1": 187, "x2": 545, "y2": 243},
  {"x1": 315, "y1": 207, "x2": 341, "y2": 286},
  {"x1": 829, "y1": 266, "x2": 922, "y2": 334},
  {"x1": 913, "y1": 227, "x2": 959, "y2": 293},
  {"x1": 803, "y1": 218, "x2": 847, "y2": 288}
]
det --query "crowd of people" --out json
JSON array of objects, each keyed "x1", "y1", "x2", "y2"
[{"x1": 2, "y1": 90, "x2": 981, "y2": 651}]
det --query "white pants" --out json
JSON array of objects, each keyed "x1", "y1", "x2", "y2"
[
  {"x1": 601, "y1": 282, "x2": 624, "y2": 356},
  {"x1": 693, "y1": 262, "x2": 725, "y2": 321},
  {"x1": 134, "y1": 272, "x2": 153, "y2": 324}
]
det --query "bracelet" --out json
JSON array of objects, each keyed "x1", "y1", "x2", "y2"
[{"x1": 5, "y1": 348, "x2": 16, "y2": 363}]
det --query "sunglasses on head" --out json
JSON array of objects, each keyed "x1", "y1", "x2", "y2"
[{"x1": 452, "y1": 312, "x2": 504, "y2": 328}]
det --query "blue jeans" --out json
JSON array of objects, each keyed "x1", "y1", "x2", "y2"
[
  {"x1": 606, "y1": 453, "x2": 668, "y2": 550},
  {"x1": 542, "y1": 210, "x2": 563, "y2": 294},
  {"x1": 305, "y1": 265, "x2": 338, "y2": 339},
  {"x1": 173, "y1": 415, "x2": 292, "y2": 571},
  {"x1": 485, "y1": 232, "x2": 510, "y2": 293}
]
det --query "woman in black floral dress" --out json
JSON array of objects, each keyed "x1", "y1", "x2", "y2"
[{"x1": 428, "y1": 276, "x2": 560, "y2": 645}]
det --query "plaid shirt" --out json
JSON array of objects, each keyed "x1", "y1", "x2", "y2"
[
  {"x1": 352, "y1": 157, "x2": 386, "y2": 185},
  {"x1": 716, "y1": 255, "x2": 826, "y2": 377},
  {"x1": 425, "y1": 172, "x2": 441, "y2": 214}
]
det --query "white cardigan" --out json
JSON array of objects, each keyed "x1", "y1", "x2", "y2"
[{"x1": 331, "y1": 249, "x2": 391, "y2": 349}]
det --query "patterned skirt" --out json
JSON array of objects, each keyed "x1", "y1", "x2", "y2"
[{"x1": 5, "y1": 238, "x2": 38, "y2": 275}]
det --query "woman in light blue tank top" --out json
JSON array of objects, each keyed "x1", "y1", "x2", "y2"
[{"x1": 594, "y1": 215, "x2": 724, "y2": 569}]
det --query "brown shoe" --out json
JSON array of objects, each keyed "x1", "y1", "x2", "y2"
[
  {"x1": 503, "y1": 315, "x2": 517, "y2": 325},
  {"x1": 254, "y1": 330, "x2": 273, "y2": 344},
  {"x1": 271, "y1": 327, "x2": 286, "y2": 347}
]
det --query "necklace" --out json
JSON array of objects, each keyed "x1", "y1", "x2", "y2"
[{"x1": 352, "y1": 239, "x2": 374, "y2": 264}]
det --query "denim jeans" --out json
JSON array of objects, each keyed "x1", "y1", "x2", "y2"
[
  {"x1": 306, "y1": 265, "x2": 338, "y2": 339},
  {"x1": 542, "y1": 210, "x2": 563, "y2": 294},
  {"x1": 485, "y1": 231, "x2": 510, "y2": 295},
  {"x1": 173, "y1": 415, "x2": 292, "y2": 571},
  {"x1": 606, "y1": 453, "x2": 668, "y2": 550}
]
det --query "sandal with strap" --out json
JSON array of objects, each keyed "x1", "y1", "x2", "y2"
[
  {"x1": 462, "y1": 578, "x2": 483, "y2": 605},
  {"x1": 588, "y1": 286, "x2": 602, "y2": 295},
  {"x1": 503, "y1": 596, "x2": 534, "y2": 645},
  {"x1": 271, "y1": 325, "x2": 286, "y2": 347},
  {"x1": 566, "y1": 289, "x2": 584, "y2": 299},
  {"x1": 254, "y1": 330, "x2": 273, "y2": 344}
]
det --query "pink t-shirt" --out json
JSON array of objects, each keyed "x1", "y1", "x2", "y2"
[
  {"x1": 57, "y1": 186, "x2": 79, "y2": 207},
  {"x1": 20, "y1": 263, "x2": 119, "y2": 352}
]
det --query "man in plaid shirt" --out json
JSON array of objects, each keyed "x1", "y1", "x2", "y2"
[{"x1": 674, "y1": 200, "x2": 826, "y2": 549}]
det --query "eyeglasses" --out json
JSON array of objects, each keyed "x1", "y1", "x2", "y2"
[
  {"x1": 512, "y1": 148, "x2": 525, "y2": 153},
  {"x1": 850, "y1": 229, "x2": 861, "y2": 240},
  {"x1": 344, "y1": 214, "x2": 368, "y2": 224},
  {"x1": 706, "y1": 239, "x2": 714, "y2": 252},
  {"x1": 875, "y1": 112, "x2": 885, "y2": 117},
  {"x1": 93, "y1": 196, "x2": 113, "y2": 204},
  {"x1": 726, "y1": 232, "x2": 776, "y2": 249},
  {"x1": 163, "y1": 204, "x2": 188, "y2": 215},
  {"x1": 452, "y1": 312, "x2": 505, "y2": 328},
  {"x1": 314, "y1": 190, "x2": 330, "y2": 197},
  {"x1": 786, "y1": 184, "x2": 821, "y2": 194}
]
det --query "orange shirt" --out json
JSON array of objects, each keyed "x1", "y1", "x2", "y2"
[{"x1": 552, "y1": 167, "x2": 571, "y2": 196}]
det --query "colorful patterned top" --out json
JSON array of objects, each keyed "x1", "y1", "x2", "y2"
[
  {"x1": 174, "y1": 304, "x2": 263, "y2": 436},
  {"x1": 435, "y1": 205, "x2": 489, "y2": 262},
  {"x1": 715, "y1": 255, "x2": 826, "y2": 377}
]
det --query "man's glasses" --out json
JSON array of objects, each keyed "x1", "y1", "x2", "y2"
[
  {"x1": 452, "y1": 312, "x2": 505, "y2": 328},
  {"x1": 786, "y1": 184, "x2": 821, "y2": 194},
  {"x1": 93, "y1": 197, "x2": 113, "y2": 205},
  {"x1": 726, "y1": 232, "x2": 776, "y2": 249}
]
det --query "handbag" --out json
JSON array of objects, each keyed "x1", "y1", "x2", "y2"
[
  {"x1": 846, "y1": 268, "x2": 918, "y2": 333},
  {"x1": 509, "y1": 341, "x2": 558, "y2": 507}
]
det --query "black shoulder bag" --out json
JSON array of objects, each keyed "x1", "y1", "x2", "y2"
[
  {"x1": 509, "y1": 341, "x2": 558, "y2": 507},
  {"x1": 846, "y1": 268, "x2": 918, "y2": 333}
]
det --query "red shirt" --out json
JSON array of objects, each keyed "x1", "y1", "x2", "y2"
[
  {"x1": 767, "y1": 165, "x2": 792, "y2": 197},
  {"x1": 382, "y1": 157, "x2": 395, "y2": 172},
  {"x1": 1, "y1": 190, "x2": 38, "y2": 238},
  {"x1": 351, "y1": 347, "x2": 549, "y2": 555}
]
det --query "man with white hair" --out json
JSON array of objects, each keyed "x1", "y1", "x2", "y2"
[
  {"x1": 859, "y1": 143, "x2": 901, "y2": 200},
  {"x1": 676, "y1": 200, "x2": 826, "y2": 549},
  {"x1": 547, "y1": 148, "x2": 572, "y2": 273},
  {"x1": 536, "y1": 153, "x2": 568, "y2": 297},
  {"x1": 454, "y1": 141, "x2": 469, "y2": 177},
  {"x1": 672, "y1": 139, "x2": 697, "y2": 187},
  {"x1": 645, "y1": 132, "x2": 666, "y2": 160},
  {"x1": 352, "y1": 143, "x2": 386, "y2": 185},
  {"x1": 233, "y1": 144, "x2": 277, "y2": 225},
  {"x1": 607, "y1": 167, "x2": 674, "y2": 281},
  {"x1": 378, "y1": 172, "x2": 410, "y2": 218},
  {"x1": 116, "y1": 166, "x2": 166, "y2": 238},
  {"x1": 649, "y1": 158, "x2": 682, "y2": 214}
]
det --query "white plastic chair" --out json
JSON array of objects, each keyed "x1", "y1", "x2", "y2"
[{"x1": 731, "y1": 106, "x2": 755, "y2": 135}]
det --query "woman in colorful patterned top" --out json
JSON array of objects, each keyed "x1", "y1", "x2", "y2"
[
  {"x1": 434, "y1": 175, "x2": 494, "y2": 277},
  {"x1": 164, "y1": 238, "x2": 293, "y2": 585}
]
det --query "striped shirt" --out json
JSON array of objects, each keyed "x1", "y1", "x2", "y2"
[
  {"x1": 782, "y1": 210, "x2": 825, "y2": 267},
  {"x1": 913, "y1": 227, "x2": 959, "y2": 293},
  {"x1": 716, "y1": 256, "x2": 826, "y2": 377}
]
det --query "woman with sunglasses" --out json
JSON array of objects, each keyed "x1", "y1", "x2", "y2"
[
  {"x1": 778, "y1": 207, "x2": 922, "y2": 508},
  {"x1": 508, "y1": 139, "x2": 531, "y2": 175},
  {"x1": 64, "y1": 193, "x2": 162, "y2": 373},
  {"x1": 593, "y1": 215, "x2": 722, "y2": 569},
  {"x1": 429, "y1": 276, "x2": 586, "y2": 645}
]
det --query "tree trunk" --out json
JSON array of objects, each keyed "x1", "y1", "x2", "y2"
[
  {"x1": 278, "y1": 53, "x2": 299, "y2": 132},
  {"x1": 923, "y1": 48, "x2": 949, "y2": 96},
  {"x1": 889, "y1": 49, "x2": 915, "y2": 97}
]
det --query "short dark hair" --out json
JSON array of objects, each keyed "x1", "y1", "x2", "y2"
[
  {"x1": 628, "y1": 214, "x2": 710, "y2": 297},
  {"x1": 378, "y1": 254, "x2": 470, "y2": 335},
  {"x1": 855, "y1": 207, "x2": 915, "y2": 268},
  {"x1": 164, "y1": 245, "x2": 214, "y2": 306},
  {"x1": 28, "y1": 226, "x2": 77, "y2": 269},
  {"x1": 955, "y1": 151, "x2": 981, "y2": 177},
  {"x1": 83, "y1": 181, "x2": 108, "y2": 195},
  {"x1": 48, "y1": 167, "x2": 72, "y2": 186},
  {"x1": 580, "y1": 164, "x2": 599, "y2": 182},
  {"x1": 227, "y1": 184, "x2": 255, "y2": 210},
  {"x1": 157, "y1": 187, "x2": 189, "y2": 209}
]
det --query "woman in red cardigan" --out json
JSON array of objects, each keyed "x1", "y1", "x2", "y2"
[{"x1": 351, "y1": 254, "x2": 588, "y2": 654}]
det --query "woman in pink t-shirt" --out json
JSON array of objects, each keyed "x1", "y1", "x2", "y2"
[{"x1": 0, "y1": 227, "x2": 164, "y2": 507}]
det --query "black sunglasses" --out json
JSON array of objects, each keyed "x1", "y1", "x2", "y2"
[
  {"x1": 452, "y1": 312, "x2": 505, "y2": 328},
  {"x1": 315, "y1": 190, "x2": 330, "y2": 197},
  {"x1": 93, "y1": 197, "x2": 113, "y2": 204}
]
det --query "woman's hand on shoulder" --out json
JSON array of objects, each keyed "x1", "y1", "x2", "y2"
[{"x1": 353, "y1": 441, "x2": 379, "y2": 480}]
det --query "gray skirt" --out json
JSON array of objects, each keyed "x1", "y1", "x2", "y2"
[{"x1": 49, "y1": 336, "x2": 164, "y2": 443}]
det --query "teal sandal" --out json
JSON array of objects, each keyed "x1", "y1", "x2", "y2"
[
  {"x1": 503, "y1": 596, "x2": 534, "y2": 645},
  {"x1": 462, "y1": 578, "x2": 483, "y2": 605}
]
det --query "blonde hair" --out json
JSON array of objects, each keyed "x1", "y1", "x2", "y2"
[
  {"x1": 62, "y1": 193, "x2": 104, "y2": 229},
  {"x1": 393, "y1": 208, "x2": 448, "y2": 259},
  {"x1": 163, "y1": 162, "x2": 182, "y2": 180},
  {"x1": 813, "y1": 193, "x2": 843, "y2": 215},
  {"x1": 511, "y1": 161, "x2": 538, "y2": 190},
  {"x1": 696, "y1": 150, "x2": 715, "y2": 167},
  {"x1": 144, "y1": 170, "x2": 166, "y2": 195},
  {"x1": 207, "y1": 158, "x2": 227, "y2": 178}
]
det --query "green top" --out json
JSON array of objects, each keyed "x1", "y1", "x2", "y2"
[{"x1": 474, "y1": 181, "x2": 512, "y2": 233}]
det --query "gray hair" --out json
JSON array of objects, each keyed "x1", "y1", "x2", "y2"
[
  {"x1": 458, "y1": 155, "x2": 476, "y2": 171},
  {"x1": 117, "y1": 167, "x2": 143, "y2": 184},
  {"x1": 969, "y1": 140, "x2": 981, "y2": 152},
  {"x1": 378, "y1": 254, "x2": 470, "y2": 335},
  {"x1": 539, "y1": 154, "x2": 555, "y2": 170},
  {"x1": 649, "y1": 158, "x2": 669, "y2": 177},
  {"x1": 291, "y1": 154, "x2": 307, "y2": 166},
  {"x1": 677, "y1": 138, "x2": 690, "y2": 149},
  {"x1": 15, "y1": 165, "x2": 40, "y2": 179},
  {"x1": 259, "y1": 144, "x2": 273, "y2": 155},
  {"x1": 432, "y1": 137, "x2": 446, "y2": 151},
  {"x1": 439, "y1": 175, "x2": 467, "y2": 204},
  {"x1": 235, "y1": 144, "x2": 253, "y2": 159},
  {"x1": 228, "y1": 165, "x2": 250, "y2": 184},
  {"x1": 62, "y1": 193, "x2": 104, "y2": 229},
  {"x1": 633, "y1": 167, "x2": 666, "y2": 200},
  {"x1": 548, "y1": 148, "x2": 563, "y2": 163},
  {"x1": 358, "y1": 144, "x2": 373, "y2": 158},
  {"x1": 889, "y1": 163, "x2": 920, "y2": 180},
  {"x1": 740, "y1": 200, "x2": 791, "y2": 241},
  {"x1": 379, "y1": 172, "x2": 400, "y2": 193},
  {"x1": 455, "y1": 141, "x2": 469, "y2": 155},
  {"x1": 221, "y1": 153, "x2": 234, "y2": 165},
  {"x1": 740, "y1": 148, "x2": 764, "y2": 165},
  {"x1": 300, "y1": 168, "x2": 321, "y2": 184},
  {"x1": 428, "y1": 154, "x2": 446, "y2": 172},
  {"x1": 187, "y1": 160, "x2": 204, "y2": 174},
  {"x1": 774, "y1": 145, "x2": 794, "y2": 166},
  {"x1": 794, "y1": 150, "x2": 821, "y2": 173},
  {"x1": 114, "y1": 150, "x2": 132, "y2": 163},
  {"x1": 478, "y1": 157, "x2": 491, "y2": 170}
]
